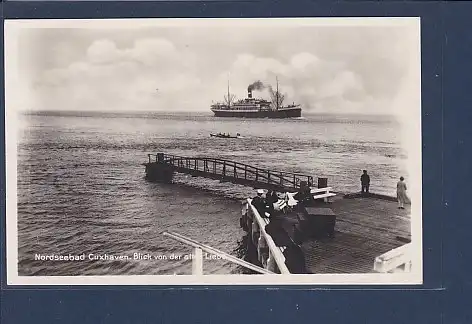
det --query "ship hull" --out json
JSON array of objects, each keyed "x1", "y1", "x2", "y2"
[{"x1": 212, "y1": 107, "x2": 301, "y2": 118}]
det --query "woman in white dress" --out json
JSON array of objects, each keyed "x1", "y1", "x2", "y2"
[{"x1": 396, "y1": 176, "x2": 408, "y2": 209}]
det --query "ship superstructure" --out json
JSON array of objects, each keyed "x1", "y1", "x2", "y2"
[{"x1": 211, "y1": 78, "x2": 302, "y2": 118}]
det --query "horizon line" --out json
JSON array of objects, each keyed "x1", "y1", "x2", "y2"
[{"x1": 18, "y1": 109, "x2": 397, "y2": 117}]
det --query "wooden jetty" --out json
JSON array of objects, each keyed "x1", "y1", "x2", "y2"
[
  {"x1": 241, "y1": 194, "x2": 412, "y2": 274},
  {"x1": 144, "y1": 152, "x2": 324, "y2": 192},
  {"x1": 144, "y1": 152, "x2": 412, "y2": 275}
]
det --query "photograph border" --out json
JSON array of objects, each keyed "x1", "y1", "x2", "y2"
[{"x1": 5, "y1": 17, "x2": 423, "y2": 286}]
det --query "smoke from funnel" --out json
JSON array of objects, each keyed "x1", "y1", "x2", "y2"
[{"x1": 247, "y1": 80, "x2": 266, "y2": 92}]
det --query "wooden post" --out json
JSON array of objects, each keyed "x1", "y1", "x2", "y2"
[
  {"x1": 223, "y1": 161, "x2": 226, "y2": 176},
  {"x1": 267, "y1": 171, "x2": 271, "y2": 185},
  {"x1": 404, "y1": 261, "x2": 412, "y2": 272},
  {"x1": 244, "y1": 166, "x2": 247, "y2": 180},
  {"x1": 192, "y1": 247, "x2": 203, "y2": 275},
  {"x1": 234, "y1": 163, "x2": 237, "y2": 178},
  {"x1": 255, "y1": 170, "x2": 259, "y2": 182}
]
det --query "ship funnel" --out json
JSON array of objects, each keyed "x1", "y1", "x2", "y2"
[{"x1": 248, "y1": 89, "x2": 252, "y2": 98}]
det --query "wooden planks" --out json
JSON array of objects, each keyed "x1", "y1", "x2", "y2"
[{"x1": 301, "y1": 197, "x2": 411, "y2": 274}]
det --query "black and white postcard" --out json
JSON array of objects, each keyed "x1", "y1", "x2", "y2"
[{"x1": 5, "y1": 18, "x2": 422, "y2": 285}]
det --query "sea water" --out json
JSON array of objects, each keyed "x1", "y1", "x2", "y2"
[{"x1": 16, "y1": 111, "x2": 407, "y2": 275}]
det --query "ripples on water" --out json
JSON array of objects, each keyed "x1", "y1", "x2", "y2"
[{"x1": 16, "y1": 111, "x2": 407, "y2": 276}]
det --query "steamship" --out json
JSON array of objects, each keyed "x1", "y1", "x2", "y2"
[{"x1": 210, "y1": 78, "x2": 302, "y2": 118}]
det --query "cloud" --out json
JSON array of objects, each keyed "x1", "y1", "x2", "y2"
[
  {"x1": 223, "y1": 51, "x2": 377, "y2": 113},
  {"x1": 24, "y1": 26, "x2": 416, "y2": 115},
  {"x1": 31, "y1": 37, "x2": 198, "y2": 111}
]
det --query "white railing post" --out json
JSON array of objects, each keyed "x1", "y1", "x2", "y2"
[
  {"x1": 164, "y1": 231, "x2": 274, "y2": 274},
  {"x1": 404, "y1": 261, "x2": 412, "y2": 272},
  {"x1": 192, "y1": 247, "x2": 203, "y2": 275},
  {"x1": 373, "y1": 243, "x2": 412, "y2": 273}
]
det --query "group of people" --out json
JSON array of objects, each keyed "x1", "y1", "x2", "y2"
[
  {"x1": 360, "y1": 170, "x2": 409, "y2": 209},
  {"x1": 251, "y1": 182, "x2": 313, "y2": 218},
  {"x1": 251, "y1": 189, "x2": 280, "y2": 218}
]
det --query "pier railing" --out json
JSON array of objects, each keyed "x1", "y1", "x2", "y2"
[
  {"x1": 244, "y1": 199, "x2": 291, "y2": 274},
  {"x1": 163, "y1": 231, "x2": 275, "y2": 275},
  {"x1": 373, "y1": 243, "x2": 413, "y2": 273},
  {"x1": 147, "y1": 153, "x2": 315, "y2": 191}
]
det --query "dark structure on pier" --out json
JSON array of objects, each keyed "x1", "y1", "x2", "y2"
[{"x1": 144, "y1": 152, "x2": 327, "y2": 192}]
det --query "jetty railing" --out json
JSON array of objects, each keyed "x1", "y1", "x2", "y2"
[
  {"x1": 163, "y1": 231, "x2": 275, "y2": 275},
  {"x1": 373, "y1": 243, "x2": 413, "y2": 273},
  {"x1": 147, "y1": 153, "x2": 316, "y2": 191},
  {"x1": 243, "y1": 199, "x2": 291, "y2": 274}
]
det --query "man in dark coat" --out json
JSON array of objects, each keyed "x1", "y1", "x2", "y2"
[
  {"x1": 265, "y1": 190, "x2": 280, "y2": 216},
  {"x1": 361, "y1": 170, "x2": 370, "y2": 194},
  {"x1": 251, "y1": 189, "x2": 268, "y2": 217}
]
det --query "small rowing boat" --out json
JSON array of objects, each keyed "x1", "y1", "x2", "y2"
[{"x1": 209, "y1": 133, "x2": 242, "y2": 139}]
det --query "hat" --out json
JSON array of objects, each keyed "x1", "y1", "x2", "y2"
[{"x1": 256, "y1": 189, "x2": 264, "y2": 194}]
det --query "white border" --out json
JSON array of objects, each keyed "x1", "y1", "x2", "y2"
[{"x1": 4, "y1": 17, "x2": 422, "y2": 286}]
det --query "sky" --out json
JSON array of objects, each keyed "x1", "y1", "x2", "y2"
[{"x1": 13, "y1": 19, "x2": 420, "y2": 115}]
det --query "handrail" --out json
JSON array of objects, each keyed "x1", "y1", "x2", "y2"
[
  {"x1": 169, "y1": 158, "x2": 306, "y2": 187},
  {"x1": 146, "y1": 152, "x2": 317, "y2": 190},
  {"x1": 163, "y1": 231, "x2": 275, "y2": 275},
  {"x1": 149, "y1": 153, "x2": 314, "y2": 179},
  {"x1": 373, "y1": 243, "x2": 412, "y2": 273},
  {"x1": 246, "y1": 199, "x2": 291, "y2": 274}
]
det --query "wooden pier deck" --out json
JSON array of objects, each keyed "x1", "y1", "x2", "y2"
[
  {"x1": 280, "y1": 195, "x2": 411, "y2": 274},
  {"x1": 144, "y1": 152, "x2": 412, "y2": 274}
]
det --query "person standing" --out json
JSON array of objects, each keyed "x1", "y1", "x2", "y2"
[
  {"x1": 251, "y1": 189, "x2": 267, "y2": 217},
  {"x1": 396, "y1": 176, "x2": 408, "y2": 209},
  {"x1": 360, "y1": 170, "x2": 370, "y2": 194}
]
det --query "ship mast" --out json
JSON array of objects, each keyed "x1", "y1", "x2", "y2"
[
  {"x1": 276, "y1": 76, "x2": 279, "y2": 110},
  {"x1": 227, "y1": 78, "x2": 231, "y2": 108}
]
